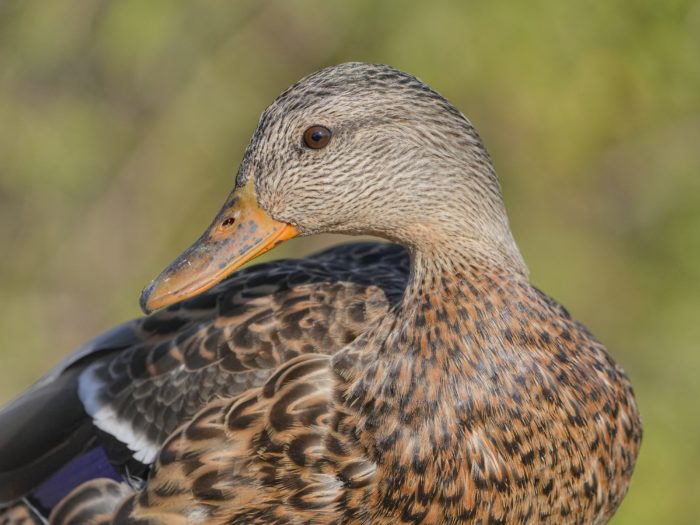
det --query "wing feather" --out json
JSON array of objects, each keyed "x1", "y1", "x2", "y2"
[
  {"x1": 0, "y1": 243, "x2": 408, "y2": 506},
  {"x1": 121, "y1": 354, "x2": 340, "y2": 525}
]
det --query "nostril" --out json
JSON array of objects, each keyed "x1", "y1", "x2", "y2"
[{"x1": 221, "y1": 217, "x2": 236, "y2": 228}]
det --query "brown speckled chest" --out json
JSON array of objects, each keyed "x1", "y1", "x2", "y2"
[{"x1": 326, "y1": 267, "x2": 640, "y2": 524}]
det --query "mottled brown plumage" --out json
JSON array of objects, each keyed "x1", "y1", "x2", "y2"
[
  {"x1": 50, "y1": 480, "x2": 132, "y2": 525},
  {"x1": 0, "y1": 502, "x2": 42, "y2": 525},
  {"x1": 0, "y1": 63, "x2": 641, "y2": 524},
  {"x1": 78, "y1": 243, "x2": 407, "y2": 466},
  {"x1": 0, "y1": 243, "x2": 407, "y2": 500},
  {"x1": 112, "y1": 270, "x2": 638, "y2": 524}
]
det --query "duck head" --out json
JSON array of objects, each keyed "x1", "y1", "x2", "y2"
[{"x1": 140, "y1": 62, "x2": 526, "y2": 313}]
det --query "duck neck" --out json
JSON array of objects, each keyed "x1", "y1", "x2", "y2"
[
  {"x1": 402, "y1": 248, "x2": 469, "y2": 305},
  {"x1": 399, "y1": 244, "x2": 523, "y2": 316},
  {"x1": 329, "y1": 246, "x2": 529, "y2": 491},
  {"x1": 332, "y1": 244, "x2": 527, "y2": 379}
]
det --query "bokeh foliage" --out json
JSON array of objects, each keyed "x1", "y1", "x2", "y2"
[{"x1": 0, "y1": 1, "x2": 698, "y2": 522}]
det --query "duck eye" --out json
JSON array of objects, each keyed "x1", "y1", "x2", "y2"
[{"x1": 303, "y1": 126, "x2": 332, "y2": 149}]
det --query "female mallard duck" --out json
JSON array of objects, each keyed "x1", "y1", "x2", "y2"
[{"x1": 0, "y1": 63, "x2": 641, "y2": 525}]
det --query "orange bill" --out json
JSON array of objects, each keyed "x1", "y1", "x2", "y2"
[{"x1": 139, "y1": 178, "x2": 298, "y2": 314}]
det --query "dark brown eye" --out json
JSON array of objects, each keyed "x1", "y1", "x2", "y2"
[{"x1": 303, "y1": 125, "x2": 332, "y2": 149}]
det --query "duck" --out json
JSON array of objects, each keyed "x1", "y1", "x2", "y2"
[{"x1": 0, "y1": 63, "x2": 641, "y2": 525}]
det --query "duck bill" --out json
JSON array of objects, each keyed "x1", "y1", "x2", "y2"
[{"x1": 139, "y1": 179, "x2": 298, "y2": 314}]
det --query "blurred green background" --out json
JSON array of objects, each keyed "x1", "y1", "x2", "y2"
[{"x1": 0, "y1": 1, "x2": 698, "y2": 522}]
